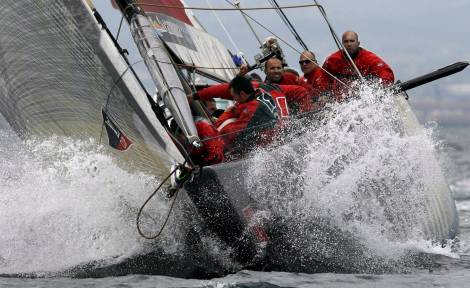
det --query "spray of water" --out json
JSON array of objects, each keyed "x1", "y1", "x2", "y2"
[
  {"x1": 247, "y1": 83, "x2": 455, "y2": 271},
  {"x1": 0, "y1": 131, "x2": 184, "y2": 274},
  {"x1": 0, "y1": 83, "x2": 456, "y2": 275}
]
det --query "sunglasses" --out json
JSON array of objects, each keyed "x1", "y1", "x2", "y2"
[{"x1": 299, "y1": 59, "x2": 316, "y2": 65}]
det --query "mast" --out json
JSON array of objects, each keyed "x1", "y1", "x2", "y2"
[{"x1": 114, "y1": 0, "x2": 200, "y2": 147}]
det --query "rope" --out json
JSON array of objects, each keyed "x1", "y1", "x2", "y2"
[
  {"x1": 136, "y1": 163, "x2": 189, "y2": 240},
  {"x1": 135, "y1": 2, "x2": 321, "y2": 11},
  {"x1": 99, "y1": 59, "x2": 145, "y2": 145}
]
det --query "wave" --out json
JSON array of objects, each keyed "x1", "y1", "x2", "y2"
[
  {"x1": 0, "y1": 131, "x2": 187, "y2": 274},
  {"x1": 246, "y1": 83, "x2": 455, "y2": 272}
]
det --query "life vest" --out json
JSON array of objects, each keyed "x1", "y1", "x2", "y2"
[{"x1": 214, "y1": 89, "x2": 278, "y2": 155}]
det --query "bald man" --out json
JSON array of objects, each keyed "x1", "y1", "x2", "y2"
[
  {"x1": 323, "y1": 31, "x2": 395, "y2": 95},
  {"x1": 299, "y1": 51, "x2": 329, "y2": 93}
]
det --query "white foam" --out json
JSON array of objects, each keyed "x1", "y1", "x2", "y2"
[
  {"x1": 247, "y1": 82, "x2": 453, "y2": 265},
  {"x1": 0, "y1": 132, "x2": 181, "y2": 273},
  {"x1": 451, "y1": 178, "x2": 470, "y2": 198}
]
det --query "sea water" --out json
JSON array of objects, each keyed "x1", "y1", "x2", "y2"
[
  {"x1": 0, "y1": 124, "x2": 189, "y2": 276},
  {"x1": 1, "y1": 88, "x2": 470, "y2": 287}
]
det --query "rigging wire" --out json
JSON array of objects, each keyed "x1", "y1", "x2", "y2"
[
  {"x1": 115, "y1": 13, "x2": 126, "y2": 41},
  {"x1": 192, "y1": 118, "x2": 279, "y2": 143},
  {"x1": 234, "y1": 0, "x2": 263, "y2": 46},
  {"x1": 135, "y1": 2, "x2": 321, "y2": 11},
  {"x1": 267, "y1": 0, "x2": 309, "y2": 51},
  {"x1": 312, "y1": 0, "x2": 363, "y2": 80},
  {"x1": 134, "y1": 1, "x2": 348, "y2": 86},
  {"x1": 205, "y1": 0, "x2": 240, "y2": 52},
  {"x1": 221, "y1": 0, "x2": 347, "y2": 87}
]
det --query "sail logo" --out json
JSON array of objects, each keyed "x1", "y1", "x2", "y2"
[
  {"x1": 148, "y1": 13, "x2": 197, "y2": 51},
  {"x1": 156, "y1": 19, "x2": 184, "y2": 39},
  {"x1": 102, "y1": 110, "x2": 133, "y2": 151}
]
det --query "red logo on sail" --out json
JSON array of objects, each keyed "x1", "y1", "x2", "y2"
[
  {"x1": 102, "y1": 109, "x2": 133, "y2": 151},
  {"x1": 111, "y1": 0, "x2": 193, "y2": 26}
]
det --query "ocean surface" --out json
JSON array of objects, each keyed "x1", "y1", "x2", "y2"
[{"x1": 1, "y1": 98, "x2": 470, "y2": 287}]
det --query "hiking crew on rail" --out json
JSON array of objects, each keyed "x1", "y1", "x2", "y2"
[{"x1": 186, "y1": 30, "x2": 395, "y2": 165}]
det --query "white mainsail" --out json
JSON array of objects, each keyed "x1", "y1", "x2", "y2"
[{"x1": 0, "y1": 0, "x2": 184, "y2": 175}]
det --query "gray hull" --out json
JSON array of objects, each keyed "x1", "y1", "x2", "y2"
[
  {"x1": 393, "y1": 94, "x2": 458, "y2": 240},
  {"x1": 184, "y1": 93, "x2": 459, "y2": 271}
]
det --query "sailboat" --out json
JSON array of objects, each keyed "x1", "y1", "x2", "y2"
[{"x1": 0, "y1": 0, "x2": 465, "y2": 276}]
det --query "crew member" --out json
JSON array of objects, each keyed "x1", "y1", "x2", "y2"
[
  {"x1": 212, "y1": 75, "x2": 278, "y2": 155},
  {"x1": 171, "y1": 118, "x2": 224, "y2": 166},
  {"x1": 298, "y1": 50, "x2": 330, "y2": 105},
  {"x1": 264, "y1": 57, "x2": 302, "y2": 85},
  {"x1": 192, "y1": 118, "x2": 224, "y2": 166},
  {"x1": 323, "y1": 31, "x2": 395, "y2": 97},
  {"x1": 299, "y1": 51, "x2": 328, "y2": 88},
  {"x1": 203, "y1": 99, "x2": 217, "y2": 117},
  {"x1": 190, "y1": 78, "x2": 313, "y2": 118}
]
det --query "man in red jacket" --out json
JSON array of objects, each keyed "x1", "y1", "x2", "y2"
[
  {"x1": 190, "y1": 77, "x2": 313, "y2": 118},
  {"x1": 238, "y1": 58, "x2": 300, "y2": 85},
  {"x1": 212, "y1": 75, "x2": 278, "y2": 155},
  {"x1": 298, "y1": 50, "x2": 331, "y2": 106},
  {"x1": 323, "y1": 31, "x2": 395, "y2": 98},
  {"x1": 299, "y1": 51, "x2": 327, "y2": 88},
  {"x1": 171, "y1": 117, "x2": 224, "y2": 166},
  {"x1": 264, "y1": 57, "x2": 303, "y2": 86},
  {"x1": 192, "y1": 118, "x2": 225, "y2": 166}
]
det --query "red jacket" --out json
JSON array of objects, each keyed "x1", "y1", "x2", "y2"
[
  {"x1": 300, "y1": 67, "x2": 330, "y2": 98},
  {"x1": 323, "y1": 48, "x2": 395, "y2": 97},
  {"x1": 191, "y1": 119, "x2": 224, "y2": 166},
  {"x1": 214, "y1": 89, "x2": 278, "y2": 153},
  {"x1": 195, "y1": 81, "x2": 313, "y2": 116},
  {"x1": 266, "y1": 71, "x2": 300, "y2": 85},
  {"x1": 268, "y1": 72, "x2": 318, "y2": 99}
]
